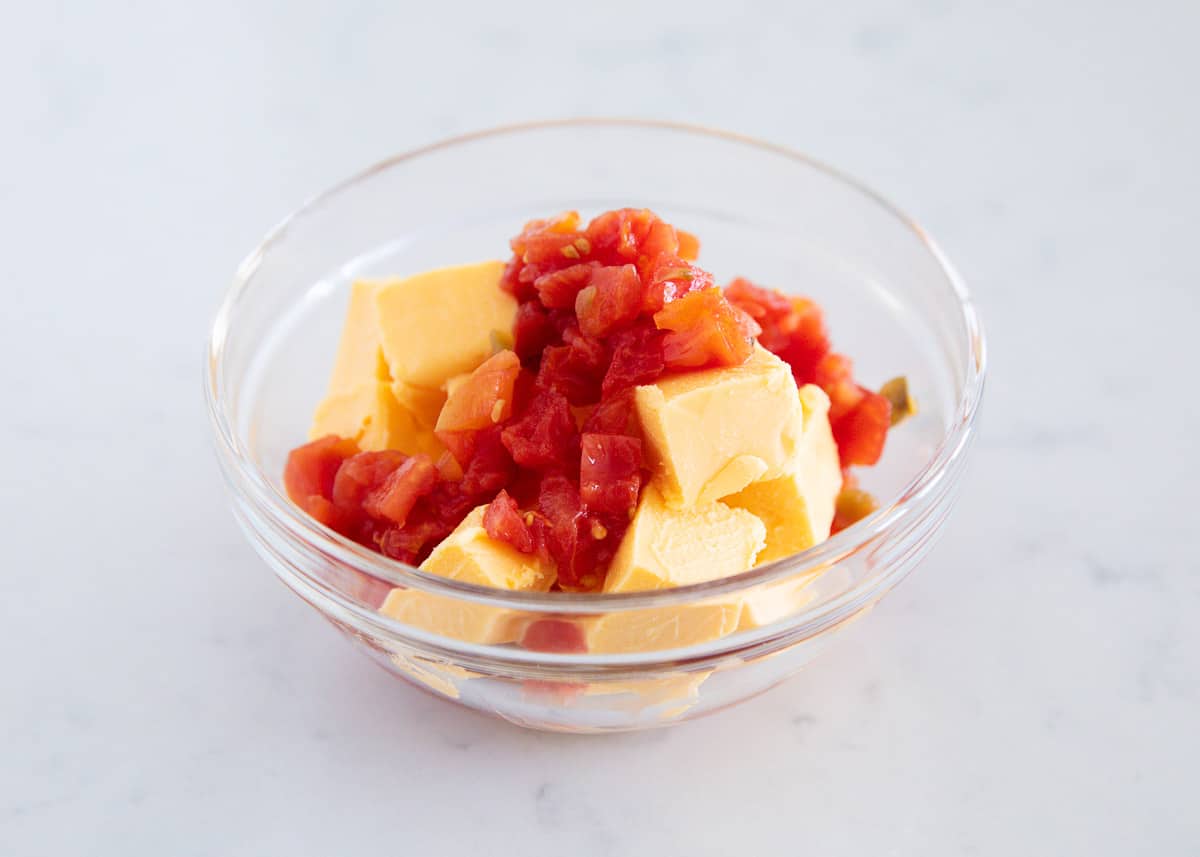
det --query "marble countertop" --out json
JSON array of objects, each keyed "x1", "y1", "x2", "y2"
[{"x1": 4, "y1": 2, "x2": 1197, "y2": 854}]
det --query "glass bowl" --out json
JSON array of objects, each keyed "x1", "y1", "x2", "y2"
[{"x1": 205, "y1": 119, "x2": 985, "y2": 733}]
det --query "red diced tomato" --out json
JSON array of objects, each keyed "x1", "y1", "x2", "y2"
[
  {"x1": 482, "y1": 489, "x2": 535, "y2": 553},
  {"x1": 520, "y1": 618, "x2": 588, "y2": 653},
  {"x1": 330, "y1": 449, "x2": 408, "y2": 537},
  {"x1": 575, "y1": 264, "x2": 642, "y2": 338},
  {"x1": 654, "y1": 288, "x2": 761, "y2": 370},
  {"x1": 458, "y1": 426, "x2": 515, "y2": 498},
  {"x1": 580, "y1": 433, "x2": 642, "y2": 517},
  {"x1": 501, "y1": 389, "x2": 580, "y2": 472},
  {"x1": 832, "y1": 389, "x2": 892, "y2": 467},
  {"x1": 778, "y1": 298, "x2": 831, "y2": 384},
  {"x1": 512, "y1": 300, "x2": 557, "y2": 362},
  {"x1": 284, "y1": 435, "x2": 360, "y2": 522},
  {"x1": 437, "y1": 350, "x2": 521, "y2": 434},
  {"x1": 363, "y1": 454, "x2": 438, "y2": 526},
  {"x1": 538, "y1": 341, "x2": 605, "y2": 405},
  {"x1": 642, "y1": 257, "x2": 714, "y2": 313},
  {"x1": 582, "y1": 388, "x2": 636, "y2": 435},
  {"x1": 602, "y1": 320, "x2": 665, "y2": 394},
  {"x1": 831, "y1": 485, "x2": 880, "y2": 535},
  {"x1": 534, "y1": 263, "x2": 596, "y2": 309},
  {"x1": 584, "y1": 208, "x2": 655, "y2": 264},
  {"x1": 677, "y1": 229, "x2": 700, "y2": 261}
]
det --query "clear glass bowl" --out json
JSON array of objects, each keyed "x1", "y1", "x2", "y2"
[{"x1": 205, "y1": 120, "x2": 985, "y2": 733}]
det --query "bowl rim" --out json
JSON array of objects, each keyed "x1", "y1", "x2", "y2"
[{"x1": 205, "y1": 117, "x2": 987, "y2": 616}]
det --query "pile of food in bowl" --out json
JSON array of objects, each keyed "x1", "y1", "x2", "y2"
[{"x1": 283, "y1": 207, "x2": 916, "y2": 655}]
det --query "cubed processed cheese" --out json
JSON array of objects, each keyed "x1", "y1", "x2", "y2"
[
  {"x1": 373, "y1": 261, "x2": 516, "y2": 390},
  {"x1": 603, "y1": 484, "x2": 767, "y2": 593},
  {"x1": 309, "y1": 381, "x2": 441, "y2": 457},
  {"x1": 392, "y1": 382, "x2": 447, "y2": 431},
  {"x1": 325, "y1": 281, "x2": 391, "y2": 396},
  {"x1": 723, "y1": 384, "x2": 843, "y2": 565},
  {"x1": 378, "y1": 507, "x2": 555, "y2": 644},
  {"x1": 579, "y1": 484, "x2": 765, "y2": 654},
  {"x1": 582, "y1": 601, "x2": 743, "y2": 655},
  {"x1": 634, "y1": 345, "x2": 804, "y2": 509},
  {"x1": 420, "y1": 506, "x2": 556, "y2": 591},
  {"x1": 738, "y1": 576, "x2": 820, "y2": 630}
]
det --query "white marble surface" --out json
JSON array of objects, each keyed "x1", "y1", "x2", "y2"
[{"x1": 4, "y1": 1, "x2": 1198, "y2": 854}]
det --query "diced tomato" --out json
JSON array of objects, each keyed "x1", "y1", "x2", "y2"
[
  {"x1": 642, "y1": 257, "x2": 714, "y2": 313},
  {"x1": 534, "y1": 262, "x2": 597, "y2": 309},
  {"x1": 284, "y1": 435, "x2": 360, "y2": 523},
  {"x1": 814, "y1": 352, "x2": 863, "y2": 421},
  {"x1": 510, "y1": 211, "x2": 583, "y2": 266},
  {"x1": 512, "y1": 300, "x2": 558, "y2": 362},
  {"x1": 831, "y1": 485, "x2": 880, "y2": 534},
  {"x1": 575, "y1": 264, "x2": 642, "y2": 338},
  {"x1": 582, "y1": 388, "x2": 637, "y2": 435},
  {"x1": 435, "y1": 450, "x2": 463, "y2": 482},
  {"x1": 328, "y1": 449, "x2": 408, "y2": 538},
  {"x1": 584, "y1": 208, "x2": 656, "y2": 265},
  {"x1": 483, "y1": 489, "x2": 534, "y2": 553},
  {"x1": 532, "y1": 322, "x2": 608, "y2": 406},
  {"x1": 501, "y1": 389, "x2": 580, "y2": 473},
  {"x1": 531, "y1": 474, "x2": 593, "y2": 588},
  {"x1": 500, "y1": 255, "x2": 536, "y2": 302},
  {"x1": 602, "y1": 319, "x2": 665, "y2": 394},
  {"x1": 538, "y1": 342, "x2": 605, "y2": 405},
  {"x1": 377, "y1": 508, "x2": 450, "y2": 565},
  {"x1": 832, "y1": 390, "x2": 891, "y2": 467},
  {"x1": 654, "y1": 288, "x2": 761, "y2": 370},
  {"x1": 637, "y1": 219, "x2": 680, "y2": 271},
  {"x1": 725, "y1": 279, "x2": 832, "y2": 385},
  {"x1": 520, "y1": 618, "x2": 588, "y2": 653},
  {"x1": 677, "y1": 229, "x2": 700, "y2": 261},
  {"x1": 778, "y1": 298, "x2": 832, "y2": 384},
  {"x1": 580, "y1": 434, "x2": 642, "y2": 517},
  {"x1": 458, "y1": 426, "x2": 515, "y2": 497},
  {"x1": 437, "y1": 350, "x2": 521, "y2": 434},
  {"x1": 363, "y1": 454, "x2": 438, "y2": 526}
]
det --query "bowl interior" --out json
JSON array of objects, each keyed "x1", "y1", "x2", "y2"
[{"x1": 229, "y1": 124, "x2": 967, "y2": 523}]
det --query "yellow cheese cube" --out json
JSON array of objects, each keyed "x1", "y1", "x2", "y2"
[
  {"x1": 373, "y1": 260, "x2": 516, "y2": 390},
  {"x1": 723, "y1": 384, "x2": 843, "y2": 565},
  {"x1": 309, "y1": 381, "x2": 441, "y2": 457},
  {"x1": 581, "y1": 485, "x2": 764, "y2": 654},
  {"x1": 603, "y1": 484, "x2": 767, "y2": 593},
  {"x1": 380, "y1": 589, "x2": 521, "y2": 645},
  {"x1": 378, "y1": 507, "x2": 555, "y2": 645},
  {"x1": 582, "y1": 601, "x2": 743, "y2": 655},
  {"x1": 420, "y1": 506, "x2": 555, "y2": 590},
  {"x1": 738, "y1": 576, "x2": 820, "y2": 630},
  {"x1": 634, "y1": 345, "x2": 804, "y2": 509},
  {"x1": 326, "y1": 281, "x2": 391, "y2": 396},
  {"x1": 392, "y1": 382, "x2": 447, "y2": 431}
]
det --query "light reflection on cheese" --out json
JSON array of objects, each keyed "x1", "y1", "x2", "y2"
[{"x1": 634, "y1": 346, "x2": 804, "y2": 509}]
